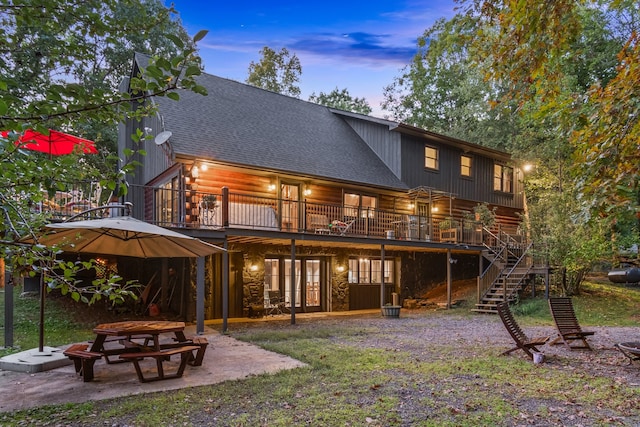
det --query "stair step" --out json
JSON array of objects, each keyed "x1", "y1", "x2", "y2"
[{"x1": 471, "y1": 308, "x2": 498, "y2": 314}]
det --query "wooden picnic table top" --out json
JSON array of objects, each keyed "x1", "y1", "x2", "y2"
[{"x1": 93, "y1": 320, "x2": 186, "y2": 336}]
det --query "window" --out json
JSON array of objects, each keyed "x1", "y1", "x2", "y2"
[
  {"x1": 493, "y1": 164, "x2": 513, "y2": 193},
  {"x1": 344, "y1": 192, "x2": 377, "y2": 218},
  {"x1": 155, "y1": 176, "x2": 179, "y2": 225},
  {"x1": 264, "y1": 259, "x2": 280, "y2": 293},
  {"x1": 461, "y1": 155, "x2": 472, "y2": 177},
  {"x1": 425, "y1": 146, "x2": 439, "y2": 170},
  {"x1": 348, "y1": 258, "x2": 393, "y2": 284}
]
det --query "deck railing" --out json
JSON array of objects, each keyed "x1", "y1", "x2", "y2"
[{"x1": 120, "y1": 185, "x2": 524, "y2": 245}]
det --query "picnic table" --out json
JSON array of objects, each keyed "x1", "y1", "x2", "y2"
[
  {"x1": 90, "y1": 320, "x2": 189, "y2": 357},
  {"x1": 65, "y1": 320, "x2": 208, "y2": 383}
]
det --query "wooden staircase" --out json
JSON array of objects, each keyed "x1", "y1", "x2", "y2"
[{"x1": 471, "y1": 230, "x2": 534, "y2": 314}]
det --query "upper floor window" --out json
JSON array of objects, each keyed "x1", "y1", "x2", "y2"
[
  {"x1": 461, "y1": 155, "x2": 472, "y2": 177},
  {"x1": 344, "y1": 192, "x2": 377, "y2": 218},
  {"x1": 424, "y1": 146, "x2": 439, "y2": 170},
  {"x1": 493, "y1": 164, "x2": 513, "y2": 193}
]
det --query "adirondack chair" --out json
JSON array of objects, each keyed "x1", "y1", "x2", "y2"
[
  {"x1": 615, "y1": 342, "x2": 640, "y2": 365},
  {"x1": 497, "y1": 302, "x2": 550, "y2": 360},
  {"x1": 548, "y1": 297, "x2": 595, "y2": 350}
]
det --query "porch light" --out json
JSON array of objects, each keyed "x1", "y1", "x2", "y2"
[
  {"x1": 303, "y1": 188, "x2": 312, "y2": 196},
  {"x1": 523, "y1": 163, "x2": 534, "y2": 172},
  {"x1": 336, "y1": 265, "x2": 345, "y2": 272},
  {"x1": 268, "y1": 184, "x2": 276, "y2": 192},
  {"x1": 432, "y1": 206, "x2": 439, "y2": 212},
  {"x1": 408, "y1": 203, "x2": 415, "y2": 210},
  {"x1": 250, "y1": 264, "x2": 259, "y2": 271},
  {"x1": 191, "y1": 166, "x2": 199, "y2": 178},
  {"x1": 200, "y1": 163, "x2": 208, "y2": 172}
]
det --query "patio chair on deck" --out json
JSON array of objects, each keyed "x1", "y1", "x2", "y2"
[
  {"x1": 548, "y1": 297, "x2": 595, "y2": 350},
  {"x1": 497, "y1": 302, "x2": 550, "y2": 360},
  {"x1": 330, "y1": 219, "x2": 355, "y2": 236}
]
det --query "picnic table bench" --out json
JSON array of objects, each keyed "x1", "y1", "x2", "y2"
[
  {"x1": 63, "y1": 344, "x2": 103, "y2": 382},
  {"x1": 119, "y1": 345, "x2": 201, "y2": 382}
]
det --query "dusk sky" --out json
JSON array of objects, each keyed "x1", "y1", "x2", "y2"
[{"x1": 167, "y1": 1, "x2": 458, "y2": 117}]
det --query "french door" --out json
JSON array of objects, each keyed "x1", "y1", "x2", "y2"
[
  {"x1": 266, "y1": 257, "x2": 323, "y2": 312},
  {"x1": 281, "y1": 183, "x2": 299, "y2": 231}
]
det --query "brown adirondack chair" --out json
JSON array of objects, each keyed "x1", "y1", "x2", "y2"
[
  {"x1": 615, "y1": 342, "x2": 640, "y2": 365},
  {"x1": 548, "y1": 297, "x2": 595, "y2": 350},
  {"x1": 497, "y1": 302, "x2": 550, "y2": 360}
]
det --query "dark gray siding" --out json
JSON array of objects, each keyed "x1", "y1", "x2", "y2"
[
  {"x1": 343, "y1": 117, "x2": 402, "y2": 179},
  {"x1": 400, "y1": 135, "x2": 524, "y2": 209}
]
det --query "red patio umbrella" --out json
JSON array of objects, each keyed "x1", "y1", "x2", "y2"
[{"x1": 2, "y1": 129, "x2": 98, "y2": 156}]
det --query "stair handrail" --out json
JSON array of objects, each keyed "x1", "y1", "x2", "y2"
[
  {"x1": 499, "y1": 241, "x2": 535, "y2": 301},
  {"x1": 478, "y1": 243, "x2": 507, "y2": 303}
]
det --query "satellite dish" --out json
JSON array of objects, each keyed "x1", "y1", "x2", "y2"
[{"x1": 155, "y1": 131, "x2": 172, "y2": 145}]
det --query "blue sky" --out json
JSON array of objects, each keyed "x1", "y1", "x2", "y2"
[{"x1": 167, "y1": 1, "x2": 457, "y2": 117}]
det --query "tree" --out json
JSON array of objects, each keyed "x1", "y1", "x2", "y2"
[
  {"x1": 308, "y1": 87, "x2": 372, "y2": 115},
  {"x1": 0, "y1": 0, "x2": 208, "y2": 304},
  {"x1": 465, "y1": 0, "x2": 639, "y2": 209},
  {"x1": 383, "y1": 1, "x2": 637, "y2": 292},
  {"x1": 246, "y1": 47, "x2": 302, "y2": 97},
  {"x1": 381, "y1": 16, "x2": 520, "y2": 151},
  {"x1": 463, "y1": 0, "x2": 640, "y2": 290}
]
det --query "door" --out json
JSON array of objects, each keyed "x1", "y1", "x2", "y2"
[
  {"x1": 284, "y1": 259, "x2": 301, "y2": 308},
  {"x1": 305, "y1": 259, "x2": 321, "y2": 310},
  {"x1": 417, "y1": 202, "x2": 431, "y2": 240},
  {"x1": 281, "y1": 184, "x2": 299, "y2": 231},
  {"x1": 279, "y1": 257, "x2": 324, "y2": 312}
]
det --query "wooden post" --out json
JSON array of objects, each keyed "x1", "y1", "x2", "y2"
[
  {"x1": 222, "y1": 240, "x2": 229, "y2": 334},
  {"x1": 221, "y1": 186, "x2": 229, "y2": 227},
  {"x1": 196, "y1": 257, "x2": 205, "y2": 335},
  {"x1": 446, "y1": 249, "x2": 452, "y2": 309},
  {"x1": 3, "y1": 259, "x2": 13, "y2": 348},
  {"x1": 380, "y1": 244, "x2": 385, "y2": 307},
  {"x1": 290, "y1": 239, "x2": 296, "y2": 325}
]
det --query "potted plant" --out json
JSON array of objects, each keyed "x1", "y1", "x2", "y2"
[
  {"x1": 201, "y1": 194, "x2": 217, "y2": 209},
  {"x1": 381, "y1": 303, "x2": 401, "y2": 318},
  {"x1": 438, "y1": 217, "x2": 459, "y2": 242},
  {"x1": 472, "y1": 202, "x2": 497, "y2": 229}
]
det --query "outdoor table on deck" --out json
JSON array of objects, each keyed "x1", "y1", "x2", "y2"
[{"x1": 90, "y1": 320, "x2": 189, "y2": 361}]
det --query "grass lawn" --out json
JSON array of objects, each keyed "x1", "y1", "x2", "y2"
[{"x1": 1, "y1": 279, "x2": 639, "y2": 426}]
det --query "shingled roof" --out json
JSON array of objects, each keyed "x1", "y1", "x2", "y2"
[{"x1": 135, "y1": 54, "x2": 408, "y2": 190}]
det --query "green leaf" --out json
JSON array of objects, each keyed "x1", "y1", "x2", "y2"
[
  {"x1": 165, "y1": 33, "x2": 184, "y2": 49},
  {"x1": 185, "y1": 65, "x2": 202, "y2": 77},
  {"x1": 167, "y1": 92, "x2": 180, "y2": 101},
  {"x1": 193, "y1": 30, "x2": 208, "y2": 43}
]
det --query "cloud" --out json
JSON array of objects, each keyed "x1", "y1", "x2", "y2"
[{"x1": 289, "y1": 31, "x2": 417, "y2": 65}]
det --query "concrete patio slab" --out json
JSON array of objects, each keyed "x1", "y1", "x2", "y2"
[{"x1": 0, "y1": 325, "x2": 307, "y2": 413}]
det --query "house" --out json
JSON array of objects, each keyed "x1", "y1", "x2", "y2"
[{"x1": 117, "y1": 53, "x2": 541, "y2": 321}]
